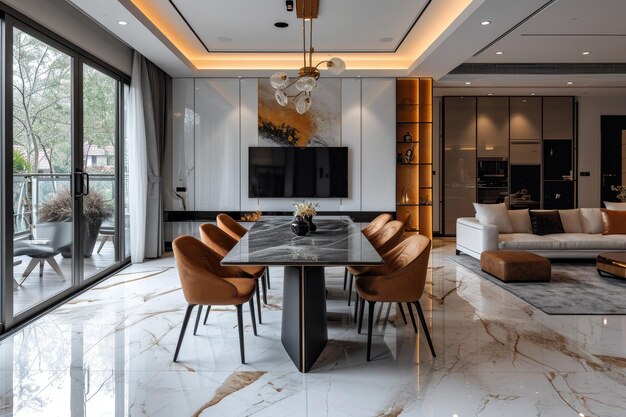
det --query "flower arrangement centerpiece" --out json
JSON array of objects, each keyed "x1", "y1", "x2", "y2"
[
  {"x1": 611, "y1": 185, "x2": 626, "y2": 202},
  {"x1": 291, "y1": 200, "x2": 319, "y2": 236}
]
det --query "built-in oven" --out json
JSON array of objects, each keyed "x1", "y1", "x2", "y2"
[{"x1": 477, "y1": 158, "x2": 508, "y2": 204}]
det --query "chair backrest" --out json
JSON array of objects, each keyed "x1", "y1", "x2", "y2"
[
  {"x1": 362, "y1": 213, "x2": 392, "y2": 239},
  {"x1": 199, "y1": 223, "x2": 237, "y2": 257},
  {"x1": 216, "y1": 214, "x2": 248, "y2": 241},
  {"x1": 172, "y1": 235, "x2": 239, "y2": 305},
  {"x1": 382, "y1": 234, "x2": 431, "y2": 301},
  {"x1": 369, "y1": 220, "x2": 404, "y2": 255},
  {"x1": 36, "y1": 222, "x2": 73, "y2": 251}
]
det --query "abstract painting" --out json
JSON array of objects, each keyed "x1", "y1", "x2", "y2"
[{"x1": 258, "y1": 78, "x2": 341, "y2": 147}]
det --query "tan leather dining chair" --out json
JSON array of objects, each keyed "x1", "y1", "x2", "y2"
[
  {"x1": 355, "y1": 234, "x2": 435, "y2": 361},
  {"x1": 217, "y1": 213, "x2": 272, "y2": 293},
  {"x1": 347, "y1": 220, "x2": 405, "y2": 306},
  {"x1": 172, "y1": 235, "x2": 258, "y2": 364},
  {"x1": 343, "y1": 213, "x2": 392, "y2": 291},
  {"x1": 200, "y1": 223, "x2": 266, "y2": 324}
]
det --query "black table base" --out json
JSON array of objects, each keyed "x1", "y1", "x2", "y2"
[{"x1": 281, "y1": 266, "x2": 328, "y2": 372}]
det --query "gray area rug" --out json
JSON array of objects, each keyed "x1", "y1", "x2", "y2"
[{"x1": 449, "y1": 255, "x2": 626, "y2": 315}]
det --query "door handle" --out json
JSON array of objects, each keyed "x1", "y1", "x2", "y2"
[
  {"x1": 74, "y1": 169, "x2": 84, "y2": 197},
  {"x1": 82, "y1": 173, "x2": 90, "y2": 196}
]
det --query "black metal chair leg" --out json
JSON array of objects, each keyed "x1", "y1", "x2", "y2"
[
  {"x1": 236, "y1": 304, "x2": 245, "y2": 364},
  {"x1": 414, "y1": 301, "x2": 436, "y2": 357},
  {"x1": 343, "y1": 268, "x2": 348, "y2": 290},
  {"x1": 249, "y1": 298, "x2": 258, "y2": 336},
  {"x1": 358, "y1": 295, "x2": 366, "y2": 334},
  {"x1": 255, "y1": 281, "x2": 263, "y2": 324},
  {"x1": 266, "y1": 267, "x2": 271, "y2": 289},
  {"x1": 173, "y1": 304, "x2": 194, "y2": 362},
  {"x1": 353, "y1": 293, "x2": 359, "y2": 324},
  {"x1": 347, "y1": 272, "x2": 354, "y2": 305},
  {"x1": 203, "y1": 305, "x2": 211, "y2": 325},
  {"x1": 397, "y1": 303, "x2": 408, "y2": 324},
  {"x1": 407, "y1": 303, "x2": 418, "y2": 333},
  {"x1": 262, "y1": 272, "x2": 268, "y2": 305},
  {"x1": 366, "y1": 301, "x2": 376, "y2": 361},
  {"x1": 193, "y1": 305, "x2": 203, "y2": 335}
]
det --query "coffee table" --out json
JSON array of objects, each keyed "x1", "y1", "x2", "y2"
[
  {"x1": 222, "y1": 216, "x2": 382, "y2": 372},
  {"x1": 596, "y1": 252, "x2": 626, "y2": 279}
]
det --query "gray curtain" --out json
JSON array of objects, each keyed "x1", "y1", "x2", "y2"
[{"x1": 138, "y1": 56, "x2": 172, "y2": 258}]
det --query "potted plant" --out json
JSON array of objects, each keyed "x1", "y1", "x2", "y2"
[
  {"x1": 38, "y1": 188, "x2": 113, "y2": 257},
  {"x1": 293, "y1": 200, "x2": 319, "y2": 234}
]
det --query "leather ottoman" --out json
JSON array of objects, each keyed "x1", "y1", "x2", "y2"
[{"x1": 480, "y1": 250, "x2": 551, "y2": 282}]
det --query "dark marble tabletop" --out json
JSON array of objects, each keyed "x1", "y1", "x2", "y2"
[{"x1": 221, "y1": 216, "x2": 383, "y2": 266}]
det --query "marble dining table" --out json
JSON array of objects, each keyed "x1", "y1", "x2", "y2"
[{"x1": 222, "y1": 215, "x2": 382, "y2": 372}]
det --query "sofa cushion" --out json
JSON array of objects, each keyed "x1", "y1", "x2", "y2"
[
  {"x1": 601, "y1": 209, "x2": 626, "y2": 235},
  {"x1": 558, "y1": 209, "x2": 583, "y2": 233},
  {"x1": 473, "y1": 203, "x2": 513, "y2": 233},
  {"x1": 508, "y1": 209, "x2": 532, "y2": 233},
  {"x1": 545, "y1": 233, "x2": 626, "y2": 250},
  {"x1": 604, "y1": 201, "x2": 626, "y2": 211},
  {"x1": 529, "y1": 210, "x2": 564, "y2": 235},
  {"x1": 580, "y1": 208, "x2": 603, "y2": 234},
  {"x1": 498, "y1": 233, "x2": 561, "y2": 250}
]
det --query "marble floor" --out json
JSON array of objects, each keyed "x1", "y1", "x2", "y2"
[{"x1": 1, "y1": 239, "x2": 625, "y2": 417}]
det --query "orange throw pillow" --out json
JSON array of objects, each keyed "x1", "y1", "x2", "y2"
[{"x1": 601, "y1": 209, "x2": 626, "y2": 235}]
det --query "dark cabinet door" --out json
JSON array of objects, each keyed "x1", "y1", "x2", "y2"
[{"x1": 601, "y1": 116, "x2": 626, "y2": 205}]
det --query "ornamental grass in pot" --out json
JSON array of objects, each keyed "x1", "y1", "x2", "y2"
[{"x1": 38, "y1": 189, "x2": 113, "y2": 257}]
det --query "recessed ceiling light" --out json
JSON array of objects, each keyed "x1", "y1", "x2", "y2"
[
  {"x1": 217, "y1": 36, "x2": 232, "y2": 42},
  {"x1": 379, "y1": 37, "x2": 394, "y2": 43},
  {"x1": 480, "y1": 21, "x2": 491, "y2": 26},
  {"x1": 530, "y1": 92, "x2": 536, "y2": 96},
  {"x1": 465, "y1": 82, "x2": 472, "y2": 85},
  {"x1": 566, "y1": 81, "x2": 574, "y2": 85},
  {"x1": 117, "y1": 20, "x2": 128, "y2": 26},
  {"x1": 582, "y1": 51, "x2": 590, "y2": 55},
  {"x1": 495, "y1": 51, "x2": 504, "y2": 55},
  {"x1": 487, "y1": 93, "x2": 493, "y2": 96}
]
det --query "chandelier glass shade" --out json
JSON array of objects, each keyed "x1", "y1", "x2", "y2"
[{"x1": 271, "y1": 2, "x2": 346, "y2": 113}]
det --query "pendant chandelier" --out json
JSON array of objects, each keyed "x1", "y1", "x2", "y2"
[{"x1": 270, "y1": 0, "x2": 346, "y2": 114}]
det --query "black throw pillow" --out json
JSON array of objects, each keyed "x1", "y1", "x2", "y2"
[{"x1": 529, "y1": 210, "x2": 565, "y2": 235}]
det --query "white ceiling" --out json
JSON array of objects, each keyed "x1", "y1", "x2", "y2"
[{"x1": 170, "y1": 0, "x2": 429, "y2": 52}]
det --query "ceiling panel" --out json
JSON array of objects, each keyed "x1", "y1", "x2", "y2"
[{"x1": 169, "y1": 0, "x2": 429, "y2": 52}]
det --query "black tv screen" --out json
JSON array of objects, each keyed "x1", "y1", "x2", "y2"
[{"x1": 249, "y1": 147, "x2": 348, "y2": 198}]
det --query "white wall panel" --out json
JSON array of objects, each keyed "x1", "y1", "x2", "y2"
[
  {"x1": 170, "y1": 78, "x2": 195, "y2": 211},
  {"x1": 194, "y1": 79, "x2": 240, "y2": 210},
  {"x1": 361, "y1": 78, "x2": 396, "y2": 211},
  {"x1": 240, "y1": 78, "x2": 259, "y2": 212},
  {"x1": 340, "y1": 78, "x2": 362, "y2": 211}
]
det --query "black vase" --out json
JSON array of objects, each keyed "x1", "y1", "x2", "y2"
[
  {"x1": 291, "y1": 217, "x2": 309, "y2": 236},
  {"x1": 305, "y1": 215, "x2": 317, "y2": 232}
]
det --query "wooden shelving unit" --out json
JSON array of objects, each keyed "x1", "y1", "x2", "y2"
[{"x1": 396, "y1": 78, "x2": 432, "y2": 238}]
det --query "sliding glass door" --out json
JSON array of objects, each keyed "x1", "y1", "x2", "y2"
[{"x1": 1, "y1": 16, "x2": 130, "y2": 330}]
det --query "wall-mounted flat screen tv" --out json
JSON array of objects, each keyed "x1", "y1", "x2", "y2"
[{"x1": 249, "y1": 147, "x2": 348, "y2": 198}]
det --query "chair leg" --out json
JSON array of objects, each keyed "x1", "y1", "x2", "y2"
[
  {"x1": 343, "y1": 268, "x2": 348, "y2": 290},
  {"x1": 173, "y1": 304, "x2": 194, "y2": 362},
  {"x1": 347, "y1": 272, "x2": 354, "y2": 305},
  {"x1": 46, "y1": 257, "x2": 66, "y2": 280},
  {"x1": 255, "y1": 281, "x2": 263, "y2": 324},
  {"x1": 97, "y1": 235, "x2": 109, "y2": 254},
  {"x1": 397, "y1": 303, "x2": 408, "y2": 324},
  {"x1": 353, "y1": 293, "x2": 359, "y2": 324},
  {"x1": 203, "y1": 305, "x2": 211, "y2": 325},
  {"x1": 19, "y1": 258, "x2": 40, "y2": 285},
  {"x1": 407, "y1": 303, "x2": 418, "y2": 333},
  {"x1": 414, "y1": 301, "x2": 436, "y2": 357},
  {"x1": 194, "y1": 305, "x2": 203, "y2": 335},
  {"x1": 236, "y1": 304, "x2": 245, "y2": 364},
  {"x1": 367, "y1": 301, "x2": 376, "y2": 362},
  {"x1": 39, "y1": 260, "x2": 45, "y2": 278},
  {"x1": 262, "y1": 272, "x2": 268, "y2": 305},
  {"x1": 266, "y1": 267, "x2": 271, "y2": 289},
  {"x1": 249, "y1": 298, "x2": 258, "y2": 336},
  {"x1": 358, "y1": 295, "x2": 365, "y2": 334}
]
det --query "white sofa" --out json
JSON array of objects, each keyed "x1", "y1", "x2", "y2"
[{"x1": 456, "y1": 208, "x2": 626, "y2": 259}]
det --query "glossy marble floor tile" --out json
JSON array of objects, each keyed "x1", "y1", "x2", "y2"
[{"x1": 1, "y1": 240, "x2": 625, "y2": 416}]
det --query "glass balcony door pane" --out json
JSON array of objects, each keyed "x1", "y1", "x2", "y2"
[
  {"x1": 12, "y1": 28, "x2": 74, "y2": 315},
  {"x1": 82, "y1": 64, "x2": 118, "y2": 280}
]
